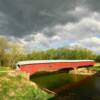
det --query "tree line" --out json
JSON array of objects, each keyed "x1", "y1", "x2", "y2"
[{"x1": 0, "y1": 37, "x2": 100, "y2": 68}]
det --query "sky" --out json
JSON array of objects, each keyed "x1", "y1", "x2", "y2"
[{"x1": 0, "y1": 0, "x2": 100, "y2": 53}]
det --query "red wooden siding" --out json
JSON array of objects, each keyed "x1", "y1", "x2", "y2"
[{"x1": 17, "y1": 60, "x2": 95, "y2": 75}]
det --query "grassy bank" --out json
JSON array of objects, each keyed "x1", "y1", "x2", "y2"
[
  {"x1": 89, "y1": 63, "x2": 100, "y2": 71},
  {"x1": 0, "y1": 67, "x2": 53, "y2": 100}
]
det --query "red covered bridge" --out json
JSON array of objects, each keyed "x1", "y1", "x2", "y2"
[{"x1": 16, "y1": 60, "x2": 95, "y2": 75}]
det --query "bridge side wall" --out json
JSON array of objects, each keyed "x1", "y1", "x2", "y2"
[{"x1": 19, "y1": 61, "x2": 95, "y2": 75}]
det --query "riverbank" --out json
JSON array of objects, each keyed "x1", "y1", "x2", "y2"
[
  {"x1": 0, "y1": 67, "x2": 53, "y2": 100},
  {"x1": 0, "y1": 63, "x2": 100, "y2": 100},
  {"x1": 69, "y1": 63, "x2": 100, "y2": 75},
  {"x1": 69, "y1": 68, "x2": 96, "y2": 75}
]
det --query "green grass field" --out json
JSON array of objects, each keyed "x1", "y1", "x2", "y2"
[{"x1": 0, "y1": 67, "x2": 53, "y2": 100}]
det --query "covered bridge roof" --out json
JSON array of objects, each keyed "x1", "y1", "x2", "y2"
[{"x1": 16, "y1": 60, "x2": 94, "y2": 65}]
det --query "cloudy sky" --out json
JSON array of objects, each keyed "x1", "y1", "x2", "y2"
[{"x1": 0, "y1": 0, "x2": 100, "y2": 53}]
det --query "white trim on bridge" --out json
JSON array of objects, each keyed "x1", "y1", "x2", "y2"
[{"x1": 16, "y1": 60, "x2": 94, "y2": 65}]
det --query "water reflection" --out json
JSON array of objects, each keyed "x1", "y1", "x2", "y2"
[
  {"x1": 54, "y1": 72, "x2": 100, "y2": 100},
  {"x1": 30, "y1": 71, "x2": 87, "y2": 91},
  {"x1": 30, "y1": 71, "x2": 100, "y2": 100}
]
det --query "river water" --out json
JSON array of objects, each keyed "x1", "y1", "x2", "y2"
[{"x1": 30, "y1": 71, "x2": 100, "y2": 100}]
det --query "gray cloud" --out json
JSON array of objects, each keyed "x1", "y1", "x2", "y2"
[
  {"x1": 0, "y1": 0, "x2": 79, "y2": 37},
  {"x1": 0, "y1": 0, "x2": 100, "y2": 38},
  {"x1": 0, "y1": 0, "x2": 100, "y2": 53},
  {"x1": 86, "y1": 0, "x2": 100, "y2": 12}
]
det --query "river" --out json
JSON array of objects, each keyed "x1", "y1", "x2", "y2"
[{"x1": 30, "y1": 71, "x2": 100, "y2": 100}]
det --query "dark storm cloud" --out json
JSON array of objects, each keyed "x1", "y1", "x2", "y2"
[
  {"x1": 0, "y1": 0, "x2": 78, "y2": 37},
  {"x1": 86, "y1": 0, "x2": 100, "y2": 12}
]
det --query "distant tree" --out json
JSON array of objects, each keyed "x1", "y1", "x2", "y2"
[
  {"x1": 0, "y1": 37, "x2": 9, "y2": 66},
  {"x1": 6, "y1": 42, "x2": 25, "y2": 68},
  {"x1": 46, "y1": 49, "x2": 59, "y2": 59},
  {"x1": 25, "y1": 47, "x2": 96, "y2": 61},
  {"x1": 95, "y1": 55, "x2": 100, "y2": 62}
]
